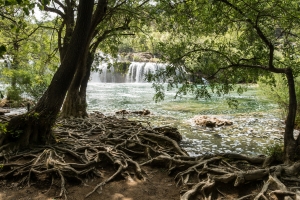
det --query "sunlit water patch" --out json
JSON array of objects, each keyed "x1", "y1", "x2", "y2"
[{"x1": 87, "y1": 83, "x2": 284, "y2": 156}]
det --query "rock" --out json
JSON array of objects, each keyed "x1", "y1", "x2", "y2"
[
  {"x1": 206, "y1": 120, "x2": 216, "y2": 128},
  {"x1": 115, "y1": 110, "x2": 130, "y2": 115},
  {"x1": 0, "y1": 99, "x2": 9, "y2": 107},
  {"x1": 131, "y1": 109, "x2": 151, "y2": 116},
  {"x1": 192, "y1": 115, "x2": 233, "y2": 127},
  {"x1": 116, "y1": 109, "x2": 151, "y2": 116},
  {"x1": 0, "y1": 109, "x2": 9, "y2": 115}
]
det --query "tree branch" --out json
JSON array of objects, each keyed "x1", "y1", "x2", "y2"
[
  {"x1": 0, "y1": 13, "x2": 17, "y2": 23},
  {"x1": 53, "y1": 0, "x2": 66, "y2": 12},
  {"x1": 90, "y1": 21, "x2": 131, "y2": 53},
  {"x1": 39, "y1": 0, "x2": 65, "y2": 18},
  {"x1": 216, "y1": 0, "x2": 275, "y2": 69}
]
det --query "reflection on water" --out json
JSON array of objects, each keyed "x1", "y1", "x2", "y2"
[{"x1": 87, "y1": 83, "x2": 284, "y2": 156}]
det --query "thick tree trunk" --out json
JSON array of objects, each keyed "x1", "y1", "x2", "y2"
[
  {"x1": 1, "y1": 0, "x2": 95, "y2": 149},
  {"x1": 61, "y1": 0, "x2": 109, "y2": 118},
  {"x1": 284, "y1": 68, "x2": 299, "y2": 162},
  {"x1": 60, "y1": 52, "x2": 92, "y2": 118},
  {"x1": 78, "y1": 53, "x2": 93, "y2": 114}
]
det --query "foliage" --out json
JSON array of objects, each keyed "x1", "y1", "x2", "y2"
[
  {"x1": 265, "y1": 143, "x2": 284, "y2": 161},
  {"x1": 0, "y1": 9, "x2": 58, "y2": 101},
  {"x1": 0, "y1": 122, "x2": 8, "y2": 134},
  {"x1": 0, "y1": 0, "x2": 36, "y2": 56},
  {"x1": 0, "y1": 45, "x2": 6, "y2": 57},
  {"x1": 259, "y1": 75, "x2": 300, "y2": 128},
  {"x1": 152, "y1": 83, "x2": 165, "y2": 102},
  {"x1": 6, "y1": 86, "x2": 22, "y2": 101},
  {"x1": 148, "y1": 0, "x2": 300, "y2": 94},
  {"x1": 111, "y1": 62, "x2": 131, "y2": 74},
  {"x1": 117, "y1": 27, "x2": 170, "y2": 58}
]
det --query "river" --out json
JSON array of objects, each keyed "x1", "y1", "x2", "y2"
[{"x1": 86, "y1": 82, "x2": 284, "y2": 156}]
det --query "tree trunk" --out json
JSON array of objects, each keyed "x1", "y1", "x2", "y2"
[
  {"x1": 61, "y1": 0, "x2": 109, "y2": 118},
  {"x1": 284, "y1": 68, "x2": 298, "y2": 162},
  {"x1": 59, "y1": 1, "x2": 75, "y2": 61},
  {"x1": 60, "y1": 52, "x2": 93, "y2": 118},
  {"x1": 77, "y1": 53, "x2": 93, "y2": 116},
  {"x1": 1, "y1": 0, "x2": 95, "y2": 149}
]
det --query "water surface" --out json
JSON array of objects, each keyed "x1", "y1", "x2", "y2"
[{"x1": 86, "y1": 83, "x2": 284, "y2": 156}]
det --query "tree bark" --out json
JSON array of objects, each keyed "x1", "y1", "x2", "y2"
[
  {"x1": 77, "y1": 53, "x2": 94, "y2": 116},
  {"x1": 61, "y1": 0, "x2": 108, "y2": 118},
  {"x1": 60, "y1": 52, "x2": 93, "y2": 118},
  {"x1": 284, "y1": 68, "x2": 298, "y2": 162},
  {"x1": 1, "y1": 0, "x2": 95, "y2": 149}
]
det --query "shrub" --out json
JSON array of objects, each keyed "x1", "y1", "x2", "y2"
[
  {"x1": 6, "y1": 87, "x2": 22, "y2": 101},
  {"x1": 258, "y1": 74, "x2": 300, "y2": 129},
  {"x1": 265, "y1": 143, "x2": 284, "y2": 161}
]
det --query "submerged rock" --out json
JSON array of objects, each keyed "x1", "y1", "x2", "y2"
[
  {"x1": 131, "y1": 109, "x2": 151, "y2": 115},
  {"x1": 115, "y1": 109, "x2": 151, "y2": 116},
  {"x1": 192, "y1": 115, "x2": 233, "y2": 127}
]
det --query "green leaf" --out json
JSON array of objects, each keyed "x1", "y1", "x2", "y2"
[
  {"x1": 41, "y1": 0, "x2": 50, "y2": 6},
  {"x1": 0, "y1": 45, "x2": 6, "y2": 57},
  {"x1": 23, "y1": 7, "x2": 29, "y2": 15}
]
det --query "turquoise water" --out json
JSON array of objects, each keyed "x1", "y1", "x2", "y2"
[{"x1": 86, "y1": 83, "x2": 284, "y2": 156}]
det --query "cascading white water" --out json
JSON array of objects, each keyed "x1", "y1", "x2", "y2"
[
  {"x1": 91, "y1": 62, "x2": 166, "y2": 83},
  {"x1": 126, "y1": 62, "x2": 166, "y2": 83},
  {"x1": 90, "y1": 63, "x2": 117, "y2": 83}
]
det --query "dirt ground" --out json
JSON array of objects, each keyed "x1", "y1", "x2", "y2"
[{"x1": 0, "y1": 166, "x2": 181, "y2": 200}]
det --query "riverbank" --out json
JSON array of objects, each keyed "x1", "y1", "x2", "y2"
[{"x1": 1, "y1": 112, "x2": 299, "y2": 200}]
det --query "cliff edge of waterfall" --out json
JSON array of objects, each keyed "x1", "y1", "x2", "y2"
[{"x1": 119, "y1": 52, "x2": 161, "y2": 63}]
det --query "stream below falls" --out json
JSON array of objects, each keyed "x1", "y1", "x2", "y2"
[{"x1": 86, "y1": 82, "x2": 288, "y2": 156}]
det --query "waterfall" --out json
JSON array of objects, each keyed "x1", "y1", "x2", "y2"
[
  {"x1": 126, "y1": 62, "x2": 166, "y2": 83},
  {"x1": 90, "y1": 62, "x2": 166, "y2": 83},
  {"x1": 90, "y1": 63, "x2": 117, "y2": 83}
]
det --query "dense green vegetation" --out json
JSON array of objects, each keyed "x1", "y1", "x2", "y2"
[
  {"x1": 0, "y1": 3, "x2": 58, "y2": 102},
  {"x1": 259, "y1": 75, "x2": 300, "y2": 128}
]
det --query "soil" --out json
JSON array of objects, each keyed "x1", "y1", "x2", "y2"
[
  {"x1": 0, "y1": 165, "x2": 260, "y2": 200},
  {"x1": 0, "y1": 166, "x2": 181, "y2": 200}
]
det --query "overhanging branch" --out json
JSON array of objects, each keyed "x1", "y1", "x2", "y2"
[{"x1": 216, "y1": 0, "x2": 275, "y2": 69}]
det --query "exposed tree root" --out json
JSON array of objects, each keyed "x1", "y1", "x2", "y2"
[{"x1": 1, "y1": 112, "x2": 300, "y2": 199}]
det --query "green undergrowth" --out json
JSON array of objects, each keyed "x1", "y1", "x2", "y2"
[
  {"x1": 0, "y1": 122, "x2": 8, "y2": 134},
  {"x1": 265, "y1": 143, "x2": 284, "y2": 161}
]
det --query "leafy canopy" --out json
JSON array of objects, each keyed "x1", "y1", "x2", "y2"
[{"x1": 148, "y1": 0, "x2": 300, "y2": 102}]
